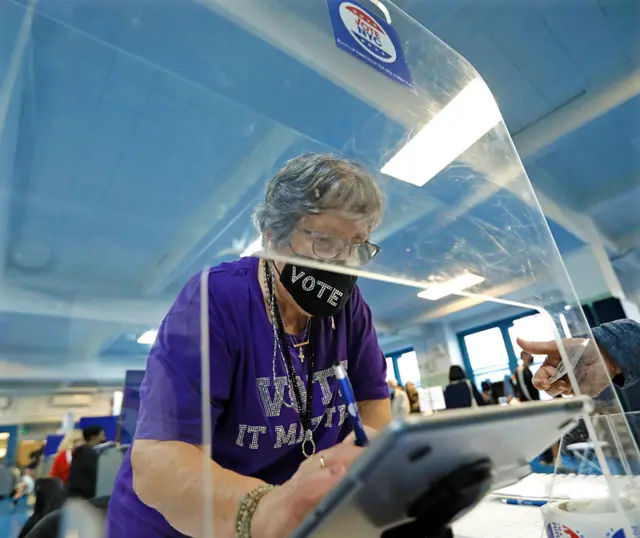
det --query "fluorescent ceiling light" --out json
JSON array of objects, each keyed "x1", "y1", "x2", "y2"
[
  {"x1": 241, "y1": 237, "x2": 262, "y2": 257},
  {"x1": 417, "y1": 273, "x2": 486, "y2": 301},
  {"x1": 137, "y1": 330, "x2": 158, "y2": 345},
  {"x1": 381, "y1": 78, "x2": 501, "y2": 187}
]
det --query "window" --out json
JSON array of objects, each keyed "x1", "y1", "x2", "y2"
[
  {"x1": 463, "y1": 327, "x2": 512, "y2": 385},
  {"x1": 112, "y1": 390, "x2": 124, "y2": 416},
  {"x1": 385, "y1": 357, "x2": 396, "y2": 382},
  {"x1": 397, "y1": 350, "x2": 421, "y2": 386},
  {"x1": 458, "y1": 312, "x2": 554, "y2": 400},
  {"x1": 0, "y1": 432, "x2": 9, "y2": 459},
  {"x1": 385, "y1": 348, "x2": 421, "y2": 387},
  {"x1": 508, "y1": 314, "x2": 555, "y2": 379}
]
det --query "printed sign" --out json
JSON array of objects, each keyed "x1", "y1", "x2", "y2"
[
  {"x1": 327, "y1": 0, "x2": 413, "y2": 87},
  {"x1": 607, "y1": 529, "x2": 640, "y2": 538},
  {"x1": 546, "y1": 523, "x2": 585, "y2": 538},
  {"x1": 546, "y1": 519, "x2": 640, "y2": 538}
]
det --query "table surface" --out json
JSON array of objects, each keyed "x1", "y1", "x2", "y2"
[{"x1": 453, "y1": 498, "x2": 544, "y2": 538}]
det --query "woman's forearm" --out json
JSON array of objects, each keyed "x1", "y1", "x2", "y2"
[
  {"x1": 131, "y1": 439, "x2": 266, "y2": 538},
  {"x1": 358, "y1": 398, "x2": 392, "y2": 429}
]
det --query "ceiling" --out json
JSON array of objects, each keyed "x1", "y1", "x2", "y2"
[{"x1": 0, "y1": 0, "x2": 638, "y2": 383}]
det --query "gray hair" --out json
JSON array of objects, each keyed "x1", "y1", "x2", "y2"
[{"x1": 253, "y1": 153, "x2": 384, "y2": 247}]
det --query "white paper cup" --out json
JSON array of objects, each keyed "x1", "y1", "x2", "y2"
[{"x1": 542, "y1": 497, "x2": 640, "y2": 538}]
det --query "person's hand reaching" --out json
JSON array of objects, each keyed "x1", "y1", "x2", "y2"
[{"x1": 517, "y1": 337, "x2": 621, "y2": 398}]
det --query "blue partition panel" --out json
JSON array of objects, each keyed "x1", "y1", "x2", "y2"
[
  {"x1": 76, "y1": 416, "x2": 118, "y2": 442},
  {"x1": 44, "y1": 434, "x2": 65, "y2": 457}
]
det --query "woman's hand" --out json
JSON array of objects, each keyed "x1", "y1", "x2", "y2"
[
  {"x1": 517, "y1": 337, "x2": 621, "y2": 397},
  {"x1": 251, "y1": 441, "x2": 364, "y2": 538}
]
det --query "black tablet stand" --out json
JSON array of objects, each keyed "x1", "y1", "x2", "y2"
[{"x1": 381, "y1": 459, "x2": 494, "y2": 538}]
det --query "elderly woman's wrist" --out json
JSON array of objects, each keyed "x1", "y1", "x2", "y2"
[{"x1": 235, "y1": 484, "x2": 276, "y2": 538}]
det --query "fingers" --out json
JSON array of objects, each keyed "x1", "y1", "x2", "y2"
[
  {"x1": 297, "y1": 442, "x2": 362, "y2": 479},
  {"x1": 289, "y1": 456, "x2": 348, "y2": 513},
  {"x1": 517, "y1": 338, "x2": 559, "y2": 356},
  {"x1": 532, "y1": 356, "x2": 564, "y2": 390},
  {"x1": 556, "y1": 381, "x2": 573, "y2": 395},
  {"x1": 320, "y1": 441, "x2": 364, "y2": 469},
  {"x1": 291, "y1": 464, "x2": 345, "y2": 518},
  {"x1": 548, "y1": 380, "x2": 572, "y2": 396},
  {"x1": 532, "y1": 361, "x2": 557, "y2": 390},
  {"x1": 533, "y1": 363, "x2": 560, "y2": 390},
  {"x1": 533, "y1": 362, "x2": 573, "y2": 396},
  {"x1": 301, "y1": 454, "x2": 345, "y2": 477},
  {"x1": 269, "y1": 462, "x2": 348, "y2": 533}
]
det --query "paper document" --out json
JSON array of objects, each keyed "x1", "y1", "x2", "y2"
[
  {"x1": 492, "y1": 473, "x2": 640, "y2": 502},
  {"x1": 548, "y1": 340, "x2": 589, "y2": 384}
]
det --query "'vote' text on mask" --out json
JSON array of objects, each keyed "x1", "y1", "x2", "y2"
[{"x1": 279, "y1": 264, "x2": 357, "y2": 317}]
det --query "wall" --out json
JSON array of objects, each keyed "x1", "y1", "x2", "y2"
[
  {"x1": 0, "y1": 393, "x2": 113, "y2": 426},
  {"x1": 564, "y1": 246, "x2": 623, "y2": 302},
  {"x1": 380, "y1": 322, "x2": 462, "y2": 388},
  {"x1": 17, "y1": 439, "x2": 41, "y2": 468},
  {"x1": 622, "y1": 298, "x2": 640, "y2": 323}
]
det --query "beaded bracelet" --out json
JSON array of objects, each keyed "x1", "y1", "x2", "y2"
[{"x1": 235, "y1": 484, "x2": 275, "y2": 538}]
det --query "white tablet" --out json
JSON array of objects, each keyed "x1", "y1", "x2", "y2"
[{"x1": 294, "y1": 397, "x2": 592, "y2": 537}]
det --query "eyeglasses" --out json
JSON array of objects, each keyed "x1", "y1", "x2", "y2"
[{"x1": 297, "y1": 228, "x2": 381, "y2": 266}]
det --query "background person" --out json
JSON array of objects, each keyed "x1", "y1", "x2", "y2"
[
  {"x1": 13, "y1": 464, "x2": 37, "y2": 506},
  {"x1": 444, "y1": 365, "x2": 485, "y2": 409},
  {"x1": 107, "y1": 154, "x2": 392, "y2": 538},
  {"x1": 67, "y1": 426, "x2": 105, "y2": 500},
  {"x1": 480, "y1": 380, "x2": 496, "y2": 405},
  {"x1": 405, "y1": 381, "x2": 421, "y2": 414},
  {"x1": 17, "y1": 477, "x2": 66, "y2": 538},
  {"x1": 513, "y1": 351, "x2": 540, "y2": 402},
  {"x1": 389, "y1": 381, "x2": 411, "y2": 419},
  {"x1": 24, "y1": 496, "x2": 111, "y2": 538},
  {"x1": 49, "y1": 430, "x2": 84, "y2": 485},
  {"x1": 28, "y1": 442, "x2": 46, "y2": 469}
]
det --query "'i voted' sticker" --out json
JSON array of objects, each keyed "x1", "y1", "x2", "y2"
[{"x1": 326, "y1": 0, "x2": 413, "y2": 88}]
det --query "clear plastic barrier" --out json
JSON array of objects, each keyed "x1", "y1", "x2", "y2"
[{"x1": 0, "y1": 0, "x2": 637, "y2": 536}]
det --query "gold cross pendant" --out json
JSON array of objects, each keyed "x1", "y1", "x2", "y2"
[{"x1": 293, "y1": 341, "x2": 310, "y2": 363}]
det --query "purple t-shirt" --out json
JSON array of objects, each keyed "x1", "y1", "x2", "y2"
[{"x1": 106, "y1": 257, "x2": 388, "y2": 537}]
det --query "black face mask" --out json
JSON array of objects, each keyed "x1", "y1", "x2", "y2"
[{"x1": 278, "y1": 263, "x2": 357, "y2": 317}]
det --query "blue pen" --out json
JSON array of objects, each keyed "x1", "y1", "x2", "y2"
[
  {"x1": 501, "y1": 499, "x2": 547, "y2": 507},
  {"x1": 333, "y1": 360, "x2": 369, "y2": 447}
]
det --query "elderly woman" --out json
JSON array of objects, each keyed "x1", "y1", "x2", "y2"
[{"x1": 107, "y1": 154, "x2": 392, "y2": 537}]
